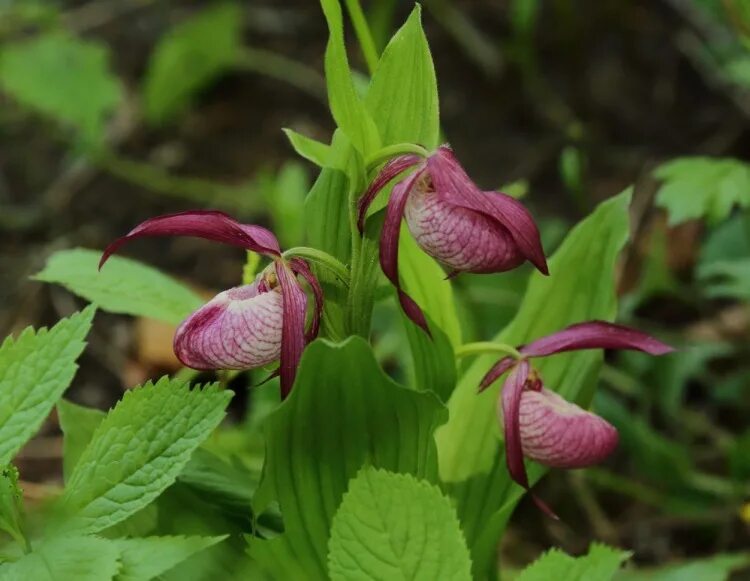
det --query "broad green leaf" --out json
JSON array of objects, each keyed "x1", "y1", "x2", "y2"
[
  {"x1": 0, "y1": 466, "x2": 25, "y2": 551},
  {"x1": 518, "y1": 543, "x2": 631, "y2": 581},
  {"x1": 56, "y1": 400, "x2": 105, "y2": 483},
  {"x1": 0, "y1": 306, "x2": 95, "y2": 464},
  {"x1": 654, "y1": 157, "x2": 750, "y2": 225},
  {"x1": 319, "y1": 0, "x2": 380, "y2": 155},
  {"x1": 0, "y1": 33, "x2": 121, "y2": 143},
  {"x1": 114, "y1": 535, "x2": 227, "y2": 581},
  {"x1": 283, "y1": 128, "x2": 334, "y2": 168},
  {"x1": 0, "y1": 535, "x2": 119, "y2": 581},
  {"x1": 436, "y1": 191, "x2": 632, "y2": 577},
  {"x1": 59, "y1": 377, "x2": 232, "y2": 534},
  {"x1": 35, "y1": 248, "x2": 203, "y2": 325},
  {"x1": 328, "y1": 467, "x2": 472, "y2": 581},
  {"x1": 248, "y1": 338, "x2": 447, "y2": 580},
  {"x1": 143, "y1": 3, "x2": 242, "y2": 124},
  {"x1": 616, "y1": 553, "x2": 750, "y2": 581},
  {"x1": 366, "y1": 5, "x2": 440, "y2": 149}
]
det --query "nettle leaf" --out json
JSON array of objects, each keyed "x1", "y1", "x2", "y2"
[
  {"x1": 366, "y1": 5, "x2": 440, "y2": 149},
  {"x1": 248, "y1": 338, "x2": 447, "y2": 580},
  {"x1": 0, "y1": 535, "x2": 120, "y2": 581},
  {"x1": 328, "y1": 467, "x2": 472, "y2": 581},
  {"x1": 0, "y1": 33, "x2": 121, "y2": 143},
  {"x1": 654, "y1": 157, "x2": 750, "y2": 225},
  {"x1": 0, "y1": 306, "x2": 95, "y2": 464},
  {"x1": 114, "y1": 535, "x2": 227, "y2": 581},
  {"x1": 517, "y1": 543, "x2": 631, "y2": 581},
  {"x1": 435, "y1": 191, "x2": 632, "y2": 577},
  {"x1": 56, "y1": 399, "x2": 105, "y2": 483},
  {"x1": 283, "y1": 128, "x2": 334, "y2": 169},
  {"x1": 59, "y1": 377, "x2": 232, "y2": 535},
  {"x1": 319, "y1": 0, "x2": 380, "y2": 155},
  {"x1": 143, "y1": 2, "x2": 242, "y2": 125},
  {"x1": 35, "y1": 248, "x2": 203, "y2": 325}
]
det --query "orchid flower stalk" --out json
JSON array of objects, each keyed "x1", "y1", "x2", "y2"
[
  {"x1": 100, "y1": 210, "x2": 323, "y2": 399},
  {"x1": 358, "y1": 144, "x2": 548, "y2": 333},
  {"x1": 477, "y1": 321, "x2": 673, "y2": 517}
]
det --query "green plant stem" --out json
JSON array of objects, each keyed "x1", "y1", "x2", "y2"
[
  {"x1": 283, "y1": 247, "x2": 350, "y2": 285},
  {"x1": 343, "y1": 0, "x2": 380, "y2": 76},
  {"x1": 455, "y1": 342, "x2": 523, "y2": 360},
  {"x1": 235, "y1": 47, "x2": 327, "y2": 102},
  {"x1": 365, "y1": 143, "x2": 430, "y2": 170}
]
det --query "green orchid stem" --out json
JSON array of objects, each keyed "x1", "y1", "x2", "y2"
[
  {"x1": 343, "y1": 0, "x2": 379, "y2": 76},
  {"x1": 365, "y1": 143, "x2": 430, "y2": 171},
  {"x1": 283, "y1": 247, "x2": 350, "y2": 285},
  {"x1": 455, "y1": 342, "x2": 523, "y2": 361}
]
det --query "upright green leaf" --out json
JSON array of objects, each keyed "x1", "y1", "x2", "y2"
[
  {"x1": 319, "y1": 0, "x2": 380, "y2": 154},
  {"x1": 114, "y1": 535, "x2": 227, "y2": 581},
  {"x1": 517, "y1": 544, "x2": 631, "y2": 581},
  {"x1": 35, "y1": 248, "x2": 203, "y2": 325},
  {"x1": 0, "y1": 466, "x2": 25, "y2": 551},
  {"x1": 59, "y1": 378, "x2": 232, "y2": 534},
  {"x1": 248, "y1": 338, "x2": 447, "y2": 580},
  {"x1": 283, "y1": 128, "x2": 334, "y2": 169},
  {"x1": 0, "y1": 33, "x2": 121, "y2": 143},
  {"x1": 0, "y1": 306, "x2": 95, "y2": 464},
  {"x1": 56, "y1": 400, "x2": 105, "y2": 483},
  {"x1": 328, "y1": 467, "x2": 472, "y2": 581},
  {"x1": 366, "y1": 5, "x2": 440, "y2": 149},
  {"x1": 142, "y1": 3, "x2": 243, "y2": 124},
  {"x1": 0, "y1": 536, "x2": 120, "y2": 581},
  {"x1": 435, "y1": 191, "x2": 632, "y2": 577},
  {"x1": 654, "y1": 157, "x2": 750, "y2": 225}
]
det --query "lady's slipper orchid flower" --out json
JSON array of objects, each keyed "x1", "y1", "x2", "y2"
[
  {"x1": 480, "y1": 321, "x2": 673, "y2": 517},
  {"x1": 358, "y1": 145, "x2": 548, "y2": 333},
  {"x1": 99, "y1": 210, "x2": 323, "y2": 399}
]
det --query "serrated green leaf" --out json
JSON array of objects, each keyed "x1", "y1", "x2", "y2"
[
  {"x1": 616, "y1": 553, "x2": 750, "y2": 581},
  {"x1": 0, "y1": 466, "x2": 25, "y2": 551},
  {"x1": 366, "y1": 5, "x2": 440, "y2": 149},
  {"x1": 0, "y1": 535, "x2": 120, "y2": 581},
  {"x1": 57, "y1": 400, "x2": 106, "y2": 483},
  {"x1": 283, "y1": 129, "x2": 334, "y2": 168},
  {"x1": 114, "y1": 535, "x2": 227, "y2": 581},
  {"x1": 319, "y1": 0, "x2": 380, "y2": 155},
  {"x1": 0, "y1": 306, "x2": 95, "y2": 464},
  {"x1": 59, "y1": 377, "x2": 232, "y2": 534},
  {"x1": 518, "y1": 543, "x2": 631, "y2": 581},
  {"x1": 143, "y1": 3, "x2": 242, "y2": 124},
  {"x1": 35, "y1": 248, "x2": 203, "y2": 325},
  {"x1": 328, "y1": 467, "x2": 472, "y2": 581},
  {"x1": 0, "y1": 33, "x2": 121, "y2": 143},
  {"x1": 248, "y1": 338, "x2": 447, "y2": 580},
  {"x1": 435, "y1": 191, "x2": 632, "y2": 578},
  {"x1": 654, "y1": 157, "x2": 750, "y2": 225}
]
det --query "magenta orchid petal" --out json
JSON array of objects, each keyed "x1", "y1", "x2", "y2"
[
  {"x1": 380, "y1": 168, "x2": 431, "y2": 335},
  {"x1": 478, "y1": 356, "x2": 517, "y2": 393},
  {"x1": 275, "y1": 260, "x2": 308, "y2": 399},
  {"x1": 520, "y1": 321, "x2": 675, "y2": 358},
  {"x1": 173, "y1": 281, "x2": 283, "y2": 370},
  {"x1": 518, "y1": 387, "x2": 619, "y2": 469},
  {"x1": 357, "y1": 154, "x2": 423, "y2": 234},
  {"x1": 499, "y1": 359, "x2": 531, "y2": 490},
  {"x1": 99, "y1": 210, "x2": 281, "y2": 269},
  {"x1": 288, "y1": 257, "x2": 323, "y2": 342}
]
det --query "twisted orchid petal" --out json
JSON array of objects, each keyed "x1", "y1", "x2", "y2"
[
  {"x1": 288, "y1": 257, "x2": 324, "y2": 342},
  {"x1": 357, "y1": 154, "x2": 422, "y2": 233},
  {"x1": 380, "y1": 168, "x2": 431, "y2": 335},
  {"x1": 275, "y1": 260, "x2": 308, "y2": 399},
  {"x1": 479, "y1": 321, "x2": 674, "y2": 392},
  {"x1": 99, "y1": 210, "x2": 281, "y2": 270},
  {"x1": 500, "y1": 360, "x2": 531, "y2": 490},
  {"x1": 174, "y1": 281, "x2": 283, "y2": 370}
]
